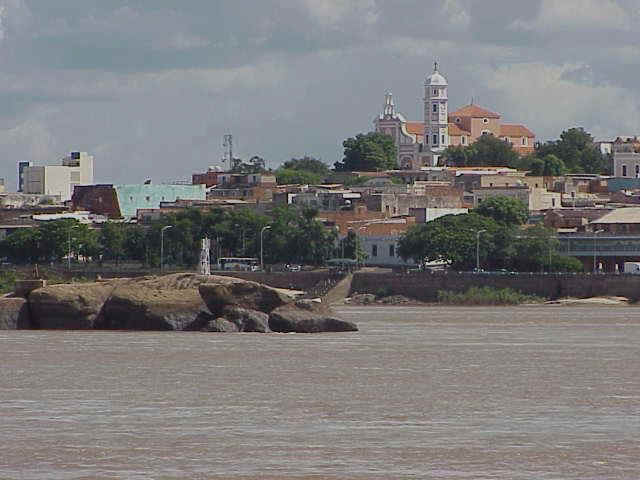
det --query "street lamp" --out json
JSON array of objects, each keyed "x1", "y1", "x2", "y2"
[
  {"x1": 475, "y1": 229, "x2": 486, "y2": 272},
  {"x1": 593, "y1": 229, "x2": 604, "y2": 274},
  {"x1": 235, "y1": 224, "x2": 246, "y2": 256},
  {"x1": 260, "y1": 225, "x2": 271, "y2": 271},
  {"x1": 160, "y1": 225, "x2": 173, "y2": 273},
  {"x1": 67, "y1": 224, "x2": 79, "y2": 272}
]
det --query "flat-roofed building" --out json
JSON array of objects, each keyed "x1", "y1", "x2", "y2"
[{"x1": 22, "y1": 152, "x2": 93, "y2": 202}]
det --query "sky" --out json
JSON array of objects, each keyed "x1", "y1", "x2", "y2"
[{"x1": 1, "y1": 0, "x2": 639, "y2": 190}]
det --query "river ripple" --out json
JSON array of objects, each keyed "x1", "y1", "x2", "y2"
[{"x1": 1, "y1": 305, "x2": 639, "y2": 479}]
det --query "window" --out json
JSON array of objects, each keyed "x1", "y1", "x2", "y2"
[
  {"x1": 442, "y1": 135, "x2": 445, "y2": 144},
  {"x1": 461, "y1": 136, "x2": 466, "y2": 145},
  {"x1": 481, "y1": 131, "x2": 491, "y2": 136},
  {"x1": 636, "y1": 165, "x2": 639, "y2": 177},
  {"x1": 372, "y1": 244, "x2": 378, "y2": 257},
  {"x1": 433, "y1": 89, "x2": 438, "y2": 95},
  {"x1": 389, "y1": 244, "x2": 395, "y2": 257},
  {"x1": 433, "y1": 134, "x2": 438, "y2": 144},
  {"x1": 432, "y1": 103, "x2": 437, "y2": 113},
  {"x1": 146, "y1": 196, "x2": 150, "y2": 202},
  {"x1": 489, "y1": 183, "x2": 493, "y2": 187},
  {"x1": 623, "y1": 165, "x2": 627, "y2": 177},
  {"x1": 455, "y1": 117, "x2": 461, "y2": 123},
  {"x1": 483, "y1": 118, "x2": 489, "y2": 124},
  {"x1": 522, "y1": 137, "x2": 527, "y2": 146},
  {"x1": 552, "y1": 197, "x2": 556, "y2": 207},
  {"x1": 535, "y1": 183, "x2": 539, "y2": 188}
]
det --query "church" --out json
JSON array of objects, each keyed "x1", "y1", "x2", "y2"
[{"x1": 374, "y1": 63, "x2": 535, "y2": 169}]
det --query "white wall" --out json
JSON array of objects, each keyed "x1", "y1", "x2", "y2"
[{"x1": 360, "y1": 235, "x2": 414, "y2": 267}]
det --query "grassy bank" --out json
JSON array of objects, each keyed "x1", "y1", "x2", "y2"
[
  {"x1": 0, "y1": 267, "x2": 94, "y2": 295},
  {"x1": 437, "y1": 286, "x2": 545, "y2": 306}
]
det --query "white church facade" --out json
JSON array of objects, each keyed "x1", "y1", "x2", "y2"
[{"x1": 374, "y1": 63, "x2": 536, "y2": 170}]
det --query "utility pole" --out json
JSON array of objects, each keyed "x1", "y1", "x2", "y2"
[
  {"x1": 160, "y1": 225, "x2": 173, "y2": 273},
  {"x1": 260, "y1": 226, "x2": 271, "y2": 271},
  {"x1": 476, "y1": 229, "x2": 486, "y2": 272}
]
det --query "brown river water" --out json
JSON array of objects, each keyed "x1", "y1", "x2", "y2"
[{"x1": 1, "y1": 305, "x2": 639, "y2": 479}]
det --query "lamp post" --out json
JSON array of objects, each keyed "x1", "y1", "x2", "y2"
[
  {"x1": 357, "y1": 226, "x2": 367, "y2": 267},
  {"x1": 593, "y1": 229, "x2": 604, "y2": 273},
  {"x1": 67, "y1": 224, "x2": 79, "y2": 272},
  {"x1": 160, "y1": 225, "x2": 173, "y2": 273},
  {"x1": 234, "y1": 224, "x2": 246, "y2": 256},
  {"x1": 475, "y1": 229, "x2": 486, "y2": 272},
  {"x1": 260, "y1": 225, "x2": 271, "y2": 271}
]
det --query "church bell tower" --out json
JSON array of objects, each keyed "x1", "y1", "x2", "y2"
[{"x1": 424, "y1": 61, "x2": 449, "y2": 166}]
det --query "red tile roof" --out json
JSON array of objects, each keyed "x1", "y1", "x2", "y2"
[
  {"x1": 449, "y1": 104, "x2": 501, "y2": 119},
  {"x1": 448, "y1": 123, "x2": 470, "y2": 136},
  {"x1": 500, "y1": 123, "x2": 535, "y2": 137},
  {"x1": 405, "y1": 122, "x2": 424, "y2": 135}
]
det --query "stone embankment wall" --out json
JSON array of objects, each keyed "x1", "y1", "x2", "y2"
[{"x1": 350, "y1": 272, "x2": 640, "y2": 301}]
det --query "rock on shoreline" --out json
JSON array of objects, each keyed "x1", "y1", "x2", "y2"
[{"x1": 1, "y1": 273, "x2": 358, "y2": 334}]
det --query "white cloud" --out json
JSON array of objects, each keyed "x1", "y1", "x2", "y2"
[
  {"x1": 478, "y1": 62, "x2": 640, "y2": 141},
  {"x1": 510, "y1": 0, "x2": 633, "y2": 33}
]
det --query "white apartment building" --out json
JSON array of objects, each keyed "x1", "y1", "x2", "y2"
[{"x1": 22, "y1": 152, "x2": 94, "y2": 202}]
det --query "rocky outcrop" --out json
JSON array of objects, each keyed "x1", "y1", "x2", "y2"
[
  {"x1": 269, "y1": 301, "x2": 358, "y2": 333},
  {"x1": 199, "y1": 281, "x2": 293, "y2": 316},
  {"x1": 100, "y1": 285, "x2": 209, "y2": 331},
  {"x1": 28, "y1": 282, "x2": 118, "y2": 329},
  {"x1": 199, "y1": 314, "x2": 240, "y2": 333},
  {"x1": 21, "y1": 273, "x2": 357, "y2": 333},
  {"x1": 0, "y1": 297, "x2": 31, "y2": 329},
  {"x1": 221, "y1": 305, "x2": 270, "y2": 333}
]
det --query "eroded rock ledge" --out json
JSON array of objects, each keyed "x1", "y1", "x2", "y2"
[{"x1": 0, "y1": 273, "x2": 357, "y2": 333}]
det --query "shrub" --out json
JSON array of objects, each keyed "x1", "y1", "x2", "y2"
[{"x1": 437, "y1": 286, "x2": 545, "y2": 305}]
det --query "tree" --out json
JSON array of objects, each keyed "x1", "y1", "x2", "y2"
[
  {"x1": 442, "y1": 134, "x2": 519, "y2": 167},
  {"x1": 0, "y1": 228, "x2": 41, "y2": 263},
  {"x1": 474, "y1": 196, "x2": 528, "y2": 225},
  {"x1": 510, "y1": 224, "x2": 558, "y2": 272},
  {"x1": 398, "y1": 213, "x2": 515, "y2": 270},
  {"x1": 340, "y1": 230, "x2": 368, "y2": 262},
  {"x1": 231, "y1": 155, "x2": 269, "y2": 174},
  {"x1": 282, "y1": 156, "x2": 329, "y2": 174},
  {"x1": 335, "y1": 132, "x2": 396, "y2": 171},
  {"x1": 265, "y1": 206, "x2": 336, "y2": 265},
  {"x1": 527, "y1": 154, "x2": 566, "y2": 176},
  {"x1": 472, "y1": 134, "x2": 520, "y2": 166},
  {"x1": 536, "y1": 127, "x2": 607, "y2": 174},
  {"x1": 100, "y1": 222, "x2": 125, "y2": 265},
  {"x1": 275, "y1": 168, "x2": 324, "y2": 185}
]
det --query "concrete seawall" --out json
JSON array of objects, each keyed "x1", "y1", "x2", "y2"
[{"x1": 350, "y1": 272, "x2": 640, "y2": 301}]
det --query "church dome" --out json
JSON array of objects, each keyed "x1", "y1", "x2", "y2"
[{"x1": 425, "y1": 62, "x2": 447, "y2": 86}]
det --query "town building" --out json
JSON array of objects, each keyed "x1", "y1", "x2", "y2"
[
  {"x1": 613, "y1": 152, "x2": 640, "y2": 178},
  {"x1": 544, "y1": 208, "x2": 612, "y2": 232},
  {"x1": 374, "y1": 63, "x2": 535, "y2": 169},
  {"x1": 17, "y1": 161, "x2": 33, "y2": 192},
  {"x1": 207, "y1": 173, "x2": 277, "y2": 202},
  {"x1": 72, "y1": 183, "x2": 206, "y2": 219},
  {"x1": 22, "y1": 152, "x2": 94, "y2": 202},
  {"x1": 192, "y1": 166, "x2": 222, "y2": 188},
  {"x1": 472, "y1": 185, "x2": 561, "y2": 212}
]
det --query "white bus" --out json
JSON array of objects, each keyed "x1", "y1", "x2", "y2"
[{"x1": 216, "y1": 257, "x2": 260, "y2": 271}]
